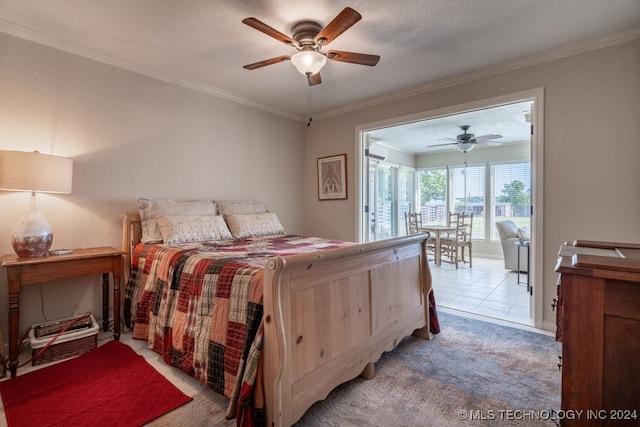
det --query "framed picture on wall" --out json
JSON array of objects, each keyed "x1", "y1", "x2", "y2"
[{"x1": 317, "y1": 154, "x2": 347, "y2": 200}]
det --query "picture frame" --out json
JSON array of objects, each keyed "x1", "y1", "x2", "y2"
[{"x1": 317, "y1": 154, "x2": 347, "y2": 200}]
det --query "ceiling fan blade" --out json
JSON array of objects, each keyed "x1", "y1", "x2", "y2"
[
  {"x1": 437, "y1": 137, "x2": 459, "y2": 142},
  {"x1": 427, "y1": 142, "x2": 458, "y2": 148},
  {"x1": 314, "y1": 7, "x2": 362, "y2": 46},
  {"x1": 473, "y1": 134, "x2": 503, "y2": 142},
  {"x1": 326, "y1": 50, "x2": 380, "y2": 66},
  {"x1": 242, "y1": 17, "x2": 298, "y2": 47},
  {"x1": 476, "y1": 140, "x2": 503, "y2": 146},
  {"x1": 243, "y1": 55, "x2": 291, "y2": 70},
  {"x1": 307, "y1": 72, "x2": 322, "y2": 86}
]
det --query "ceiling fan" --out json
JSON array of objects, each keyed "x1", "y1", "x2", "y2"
[
  {"x1": 242, "y1": 7, "x2": 380, "y2": 86},
  {"x1": 429, "y1": 125, "x2": 503, "y2": 153}
]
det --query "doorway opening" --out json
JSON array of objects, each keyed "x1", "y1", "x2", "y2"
[{"x1": 356, "y1": 89, "x2": 544, "y2": 329}]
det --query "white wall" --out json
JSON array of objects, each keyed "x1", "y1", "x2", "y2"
[
  {"x1": 304, "y1": 38, "x2": 640, "y2": 329},
  {"x1": 0, "y1": 33, "x2": 305, "y2": 341}
]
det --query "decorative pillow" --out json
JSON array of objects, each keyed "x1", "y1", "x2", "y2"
[
  {"x1": 138, "y1": 198, "x2": 168, "y2": 243},
  {"x1": 517, "y1": 227, "x2": 531, "y2": 240},
  {"x1": 224, "y1": 212, "x2": 285, "y2": 238},
  {"x1": 216, "y1": 200, "x2": 267, "y2": 216},
  {"x1": 156, "y1": 214, "x2": 232, "y2": 244},
  {"x1": 138, "y1": 198, "x2": 217, "y2": 243}
]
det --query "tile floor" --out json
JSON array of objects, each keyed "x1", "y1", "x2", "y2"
[{"x1": 430, "y1": 255, "x2": 533, "y2": 327}]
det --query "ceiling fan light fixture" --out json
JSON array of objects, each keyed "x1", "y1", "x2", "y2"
[
  {"x1": 290, "y1": 50, "x2": 326, "y2": 76},
  {"x1": 456, "y1": 142, "x2": 475, "y2": 153}
]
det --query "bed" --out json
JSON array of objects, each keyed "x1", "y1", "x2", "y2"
[{"x1": 121, "y1": 199, "x2": 434, "y2": 426}]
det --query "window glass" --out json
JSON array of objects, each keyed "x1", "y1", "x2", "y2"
[
  {"x1": 492, "y1": 162, "x2": 531, "y2": 240},
  {"x1": 398, "y1": 167, "x2": 415, "y2": 236},
  {"x1": 418, "y1": 168, "x2": 447, "y2": 226},
  {"x1": 449, "y1": 165, "x2": 485, "y2": 240},
  {"x1": 374, "y1": 163, "x2": 396, "y2": 240},
  {"x1": 417, "y1": 162, "x2": 530, "y2": 242}
]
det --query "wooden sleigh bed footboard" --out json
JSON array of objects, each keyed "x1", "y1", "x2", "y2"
[{"x1": 121, "y1": 212, "x2": 432, "y2": 426}]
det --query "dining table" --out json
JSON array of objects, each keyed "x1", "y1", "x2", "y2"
[{"x1": 419, "y1": 224, "x2": 457, "y2": 266}]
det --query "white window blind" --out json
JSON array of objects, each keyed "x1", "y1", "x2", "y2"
[
  {"x1": 373, "y1": 163, "x2": 416, "y2": 239},
  {"x1": 449, "y1": 165, "x2": 485, "y2": 240},
  {"x1": 375, "y1": 163, "x2": 396, "y2": 240},
  {"x1": 398, "y1": 167, "x2": 415, "y2": 236}
]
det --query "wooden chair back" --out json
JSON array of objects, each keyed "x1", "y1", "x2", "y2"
[
  {"x1": 458, "y1": 212, "x2": 473, "y2": 242},
  {"x1": 404, "y1": 212, "x2": 423, "y2": 235},
  {"x1": 440, "y1": 212, "x2": 474, "y2": 268}
]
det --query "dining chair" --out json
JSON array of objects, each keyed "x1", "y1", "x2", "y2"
[
  {"x1": 440, "y1": 212, "x2": 473, "y2": 269},
  {"x1": 444, "y1": 212, "x2": 460, "y2": 237},
  {"x1": 404, "y1": 212, "x2": 436, "y2": 261},
  {"x1": 404, "y1": 211, "x2": 422, "y2": 235}
]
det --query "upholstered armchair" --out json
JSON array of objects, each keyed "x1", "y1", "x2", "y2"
[{"x1": 495, "y1": 220, "x2": 529, "y2": 272}]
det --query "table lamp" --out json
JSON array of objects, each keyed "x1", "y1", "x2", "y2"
[{"x1": 0, "y1": 150, "x2": 73, "y2": 257}]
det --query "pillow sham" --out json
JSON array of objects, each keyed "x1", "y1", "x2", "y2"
[
  {"x1": 216, "y1": 200, "x2": 267, "y2": 216},
  {"x1": 138, "y1": 198, "x2": 168, "y2": 243},
  {"x1": 156, "y1": 214, "x2": 233, "y2": 244},
  {"x1": 224, "y1": 212, "x2": 285, "y2": 238},
  {"x1": 138, "y1": 198, "x2": 217, "y2": 243}
]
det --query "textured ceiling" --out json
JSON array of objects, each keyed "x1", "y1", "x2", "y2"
[{"x1": 0, "y1": 0, "x2": 638, "y2": 123}]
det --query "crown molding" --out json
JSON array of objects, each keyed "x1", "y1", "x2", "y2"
[
  {"x1": 0, "y1": 20, "x2": 301, "y2": 121},
  {"x1": 314, "y1": 26, "x2": 640, "y2": 120},
  {"x1": 1, "y1": 19, "x2": 638, "y2": 123}
]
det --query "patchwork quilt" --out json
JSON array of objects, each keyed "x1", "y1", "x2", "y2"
[{"x1": 124, "y1": 235, "x2": 353, "y2": 422}]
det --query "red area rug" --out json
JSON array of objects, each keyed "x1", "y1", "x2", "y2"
[{"x1": 0, "y1": 340, "x2": 192, "y2": 427}]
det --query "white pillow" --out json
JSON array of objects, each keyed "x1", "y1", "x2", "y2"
[
  {"x1": 224, "y1": 212, "x2": 285, "y2": 238},
  {"x1": 138, "y1": 198, "x2": 217, "y2": 243},
  {"x1": 138, "y1": 198, "x2": 168, "y2": 243},
  {"x1": 517, "y1": 227, "x2": 531, "y2": 240},
  {"x1": 156, "y1": 214, "x2": 232, "y2": 244},
  {"x1": 216, "y1": 200, "x2": 267, "y2": 216}
]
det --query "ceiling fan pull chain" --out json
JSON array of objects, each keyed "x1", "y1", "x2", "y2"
[{"x1": 307, "y1": 86, "x2": 313, "y2": 127}]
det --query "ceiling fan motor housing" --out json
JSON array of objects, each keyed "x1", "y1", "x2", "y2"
[
  {"x1": 292, "y1": 21, "x2": 323, "y2": 46},
  {"x1": 458, "y1": 125, "x2": 474, "y2": 141}
]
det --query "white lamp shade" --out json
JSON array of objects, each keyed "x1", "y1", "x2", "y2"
[
  {"x1": 0, "y1": 150, "x2": 73, "y2": 193},
  {"x1": 290, "y1": 51, "x2": 327, "y2": 76}
]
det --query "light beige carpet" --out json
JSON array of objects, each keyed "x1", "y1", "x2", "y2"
[{"x1": 145, "y1": 310, "x2": 561, "y2": 426}]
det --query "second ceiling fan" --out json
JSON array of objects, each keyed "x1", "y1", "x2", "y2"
[
  {"x1": 242, "y1": 7, "x2": 380, "y2": 86},
  {"x1": 430, "y1": 125, "x2": 503, "y2": 153}
]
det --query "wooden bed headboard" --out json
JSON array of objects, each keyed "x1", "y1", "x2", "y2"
[{"x1": 121, "y1": 212, "x2": 142, "y2": 283}]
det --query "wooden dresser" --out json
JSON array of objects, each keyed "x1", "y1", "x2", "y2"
[{"x1": 555, "y1": 240, "x2": 640, "y2": 426}]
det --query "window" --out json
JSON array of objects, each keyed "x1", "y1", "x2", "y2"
[
  {"x1": 449, "y1": 165, "x2": 485, "y2": 240},
  {"x1": 492, "y1": 162, "x2": 531, "y2": 240},
  {"x1": 418, "y1": 168, "x2": 446, "y2": 226},
  {"x1": 371, "y1": 161, "x2": 416, "y2": 239},
  {"x1": 398, "y1": 166, "x2": 416, "y2": 235},
  {"x1": 374, "y1": 162, "x2": 396, "y2": 240},
  {"x1": 418, "y1": 162, "x2": 529, "y2": 242}
]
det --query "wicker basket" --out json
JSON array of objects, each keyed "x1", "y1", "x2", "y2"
[{"x1": 29, "y1": 315, "x2": 99, "y2": 366}]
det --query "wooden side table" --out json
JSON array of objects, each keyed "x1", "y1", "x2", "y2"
[
  {"x1": 515, "y1": 240, "x2": 530, "y2": 293},
  {"x1": 1, "y1": 246, "x2": 124, "y2": 378}
]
